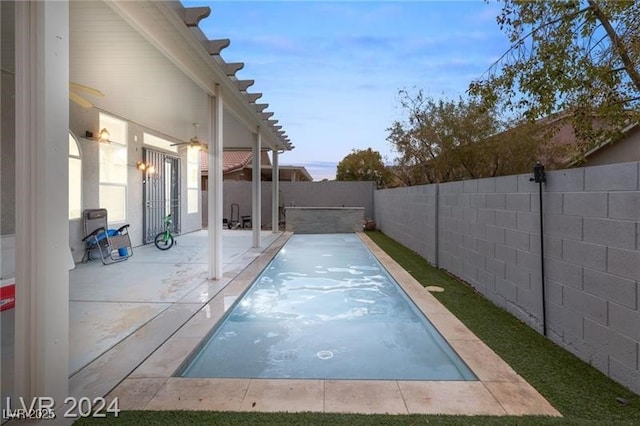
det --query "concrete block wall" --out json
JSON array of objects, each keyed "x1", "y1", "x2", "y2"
[
  {"x1": 374, "y1": 185, "x2": 438, "y2": 265},
  {"x1": 285, "y1": 207, "x2": 364, "y2": 233},
  {"x1": 279, "y1": 181, "x2": 375, "y2": 219},
  {"x1": 206, "y1": 180, "x2": 376, "y2": 228},
  {"x1": 374, "y1": 162, "x2": 640, "y2": 394}
]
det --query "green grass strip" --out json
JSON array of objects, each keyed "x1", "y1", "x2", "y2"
[
  {"x1": 365, "y1": 230, "x2": 640, "y2": 423},
  {"x1": 75, "y1": 231, "x2": 639, "y2": 425}
]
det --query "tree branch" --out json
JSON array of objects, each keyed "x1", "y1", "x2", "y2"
[
  {"x1": 479, "y1": 5, "x2": 592, "y2": 79},
  {"x1": 588, "y1": 0, "x2": 640, "y2": 92}
]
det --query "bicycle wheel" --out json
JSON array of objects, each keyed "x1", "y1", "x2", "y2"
[{"x1": 154, "y1": 232, "x2": 174, "y2": 250}]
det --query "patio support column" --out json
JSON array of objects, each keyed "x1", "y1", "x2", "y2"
[
  {"x1": 271, "y1": 149, "x2": 279, "y2": 233},
  {"x1": 14, "y1": 0, "x2": 70, "y2": 417},
  {"x1": 252, "y1": 129, "x2": 262, "y2": 248},
  {"x1": 208, "y1": 87, "x2": 224, "y2": 280}
]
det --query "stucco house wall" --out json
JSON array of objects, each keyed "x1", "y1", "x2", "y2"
[
  {"x1": 68, "y1": 1, "x2": 206, "y2": 261},
  {"x1": 583, "y1": 125, "x2": 640, "y2": 167}
]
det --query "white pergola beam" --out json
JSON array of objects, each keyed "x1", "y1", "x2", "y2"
[
  {"x1": 204, "y1": 39, "x2": 230, "y2": 55},
  {"x1": 272, "y1": 149, "x2": 280, "y2": 233},
  {"x1": 182, "y1": 6, "x2": 211, "y2": 27},
  {"x1": 208, "y1": 86, "x2": 224, "y2": 279},
  {"x1": 15, "y1": 0, "x2": 70, "y2": 416},
  {"x1": 252, "y1": 130, "x2": 262, "y2": 248},
  {"x1": 223, "y1": 62, "x2": 244, "y2": 76},
  {"x1": 235, "y1": 79, "x2": 254, "y2": 91},
  {"x1": 245, "y1": 92, "x2": 262, "y2": 103},
  {"x1": 254, "y1": 103, "x2": 268, "y2": 112}
]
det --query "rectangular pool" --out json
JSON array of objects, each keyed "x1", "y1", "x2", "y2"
[{"x1": 179, "y1": 234, "x2": 476, "y2": 381}]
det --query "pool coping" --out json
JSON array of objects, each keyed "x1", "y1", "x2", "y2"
[{"x1": 107, "y1": 232, "x2": 561, "y2": 417}]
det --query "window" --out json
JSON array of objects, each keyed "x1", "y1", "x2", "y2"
[
  {"x1": 69, "y1": 133, "x2": 82, "y2": 219},
  {"x1": 144, "y1": 132, "x2": 178, "y2": 153},
  {"x1": 99, "y1": 113, "x2": 127, "y2": 222},
  {"x1": 187, "y1": 146, "x2": 199, "y2": 214}
]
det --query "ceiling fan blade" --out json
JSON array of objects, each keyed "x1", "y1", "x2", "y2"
[
  {"x1": 70, "y1": 82, "x2": 105, "y2": 97},
  {"x1": 192, "y1": 141, "x2": 208, "y2": 150},
  {"x1": 69, "y1": 91, "x2": 94, "y2": 109}
]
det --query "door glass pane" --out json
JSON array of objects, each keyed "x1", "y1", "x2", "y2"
[{"x1": 165, "y1": 162, "x2": 171, "y2": 216}]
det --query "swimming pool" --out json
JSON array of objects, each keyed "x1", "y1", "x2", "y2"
[{"x1": 179, "y1": 234, "x2": 476, "y2": 381}]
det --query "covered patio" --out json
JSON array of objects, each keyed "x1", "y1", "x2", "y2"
[
  {"x1": 68, "y1": 229, "x2": 283, "y2": 400},
  {"x1": 2, "y1": 1, "x2": 295, "y2": 418}
]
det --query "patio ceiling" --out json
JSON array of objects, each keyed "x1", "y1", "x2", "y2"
[{"x1": 70, "y1": 0, "x2": 291, "y2": 151}]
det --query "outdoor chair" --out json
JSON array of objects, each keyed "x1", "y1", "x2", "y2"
[
  {"x1": 81, "y1": 208, "x2": 133, "y2": 265},
  {"x1": 227, "y1": 203, "x2": 251, "y2": 229}
]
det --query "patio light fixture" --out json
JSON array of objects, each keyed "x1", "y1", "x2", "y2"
[
  {"x1": 98, "y1": 128, "x2": 110, "y2": 142},
  {"x1": 136, "y1": 161, "x2": 156, "y2": 174},
  {"x1": 85, "y1": 127, "x2": 111, "y2": 143}
]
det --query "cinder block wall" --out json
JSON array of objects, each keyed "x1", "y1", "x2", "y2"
[
  {"x1": 203, "y1": 180, "x2": 376, "y2": 228},
  {"x1": 374, "y1": 162, "x2": 640, "y2": 394},
  {"x1": 375, "y1": 184, "x2": 439, "y2": 265},
  {"x1": 279, "y1": 181, "x2": 375, "y2": 218},
  {"x1": 285, "y1": 207, "x2": 365, "y2": 233}
]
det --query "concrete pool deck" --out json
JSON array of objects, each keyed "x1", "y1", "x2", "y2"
[
  {"x1": 106, "y1": 232, "x2": 561, "y2": 417},
  {"x1": 68, "y1": 229, "x2": 282, "y2": 401}
]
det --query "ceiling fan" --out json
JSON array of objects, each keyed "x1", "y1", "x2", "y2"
[
  {"x1": 69, "y1": 82, "x2": 104, "y2": 108},
  {"x1": 171, "y1": 123, "x2": 208, "y2": 150}
]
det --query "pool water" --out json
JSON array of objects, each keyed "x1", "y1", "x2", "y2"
[{"x1": 180, "y1": 234, "x2": 476, "y2": 381}]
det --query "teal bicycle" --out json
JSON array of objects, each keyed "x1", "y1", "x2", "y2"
[{"x1": 154, "y1": 214, "x2": 175, "y2": 250}]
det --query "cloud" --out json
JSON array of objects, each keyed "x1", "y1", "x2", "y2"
[
  {"x1": 185, "y1": 0, "x2": 512, "y2": 173},
  {"x1": 283, "y1": 160, "x2": 337, "y2": 181}
]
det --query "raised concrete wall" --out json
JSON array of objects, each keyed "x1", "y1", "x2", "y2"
[
  {"x1": 203, "y1": 180, "x2": 376, "y2": 228},
  {"x1": 285, "y1": 207, "x2": 364, "y2": 233},
  {"x1": 374, "y1": 162, "x2": 640, "y2": 394}
]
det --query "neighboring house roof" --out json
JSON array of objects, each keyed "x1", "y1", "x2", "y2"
[
  {"x1": 200, "y1": 150, "x2": 313, "y2": 181},
  {"x1": 531, "y1": 110, "x2": 640, "y2": 166},
  {"x1": 488, "y1": 111, "x2": 635, "y2": 168},
  {"x1": 223, "y1": 151, "x2": 253, "y2": 173},
  {"x1": 572, "y1": 122, "x2": 640, "y2": 166},
  {"x1": 201, "y1": 150, "x2": 272, "y2": 175},
  {"x1": 528, "y1": 111, "x2": 640, "y2": 167},
  {"x1": 247, "y1": 164, "x2": 314, "y2": 182}
]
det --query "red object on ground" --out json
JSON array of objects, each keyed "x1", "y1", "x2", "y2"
[{"x1": 0, "y1": 283, "x2": 15, "y2": 311}]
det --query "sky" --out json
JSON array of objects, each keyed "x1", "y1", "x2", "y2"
[{"x1": 183, "y1": 1, "x2": 511, "y2": 180}]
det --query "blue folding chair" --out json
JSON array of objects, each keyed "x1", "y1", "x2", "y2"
[{"x1": 81, "y1": 208, "x2": 133, "y2": 265}]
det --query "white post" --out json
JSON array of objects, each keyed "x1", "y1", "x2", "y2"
[
  {"x1": 208, "y1": 88, "x2": 224, "y2": 279},
  {"x1": 14, "y1": 0, "x2": 70, "y2": 418},
  {"x1": 271, "y1": 149, "x2": 279, "y2": 233},
  {"x1": 252, "y1": 129, "x2": 261, "y2": 248}
]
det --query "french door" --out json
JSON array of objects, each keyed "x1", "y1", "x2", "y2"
[{"x1": 143, "y1": 148, "x2": 180, "y2": 243}]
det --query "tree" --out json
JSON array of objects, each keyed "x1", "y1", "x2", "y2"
[
  {"x1": 336, "y1": 148, "x2": 392, "y2": 188},
  {"x1": 387, "y1": 90, "x2": 557, "y2": 185},
  {"x1": 469, "y1": 1, "x2": 640, "y2": 156}
]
